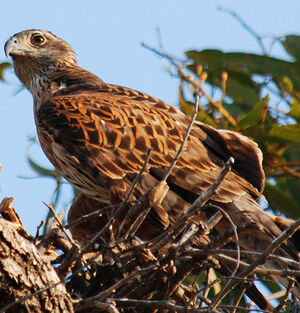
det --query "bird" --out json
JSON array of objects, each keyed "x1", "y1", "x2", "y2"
[{"x1": 5, "y1": 29, "x2": 299, "y2": 298}]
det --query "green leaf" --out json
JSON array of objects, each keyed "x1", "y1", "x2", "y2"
[
  {"x1": 281, "y1": 35, "x2": 300, "y2": 63},
  {"x1": 256, "y1": 274, "x2": 282, "y2": 297},
  {"x1": 0, "y1": 62, "x2": 11, "y2": 80},
  {"x1": 289, "y1": 97, "x2": 300, "y2": 120},
  {"x1": 238, "y1": 96, "x2": 268, "y2": 129},
  {"x1": 179, "y1": 83, "x2": 216, "y2": 126},
  {"x1": 27, "y1": 155, "x2": 61, "y2": 182},
  {"x1": 245, "y1": 124, "x2": 300, "y2": 144},
  {"x1": 264, "y1": 181, "x2": 300, "y2": 218},
  {"x1": 268, "y1": 125, "x2": 300, "y2": 143},
  {"x1": 280, "y1": 76, "x2": 293, "y2": 93},
  {"x1": 186, "y1": 49, "x2": 300, "y2": 92},
  {"x1": 223, "y1": 72, "x2": 259, "y2": 109}
]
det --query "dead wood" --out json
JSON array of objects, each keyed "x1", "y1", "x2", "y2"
[{"x1": 0, "y1": 216, "x2": 74, "y2": 313}]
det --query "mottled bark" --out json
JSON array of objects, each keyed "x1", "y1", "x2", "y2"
[{"x1": 0, "y1": 218, "x2": 74, "y2": 313}]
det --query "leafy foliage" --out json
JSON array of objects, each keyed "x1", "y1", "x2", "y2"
[{"x1": 179, "y1": 35, "x2": 300, "y2": 219}]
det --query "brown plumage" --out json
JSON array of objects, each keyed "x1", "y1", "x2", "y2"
[{"x1": 5, "y1": 29, "x2": 299, "y2": 297}]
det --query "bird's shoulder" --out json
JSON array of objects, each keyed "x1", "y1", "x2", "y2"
[{"x1": 37, "y1": 81, "x2": 192, "y2": 151}]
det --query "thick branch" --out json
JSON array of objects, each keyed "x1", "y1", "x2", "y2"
[{"x1": 0, "y1": 218, "x2": 74, "y2": 313}]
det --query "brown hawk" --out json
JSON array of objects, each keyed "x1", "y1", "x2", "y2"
[{"x1": 5, "y1": 29, "x2": 299, "y2": 296}]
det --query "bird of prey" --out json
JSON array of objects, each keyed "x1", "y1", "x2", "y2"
[{"x1": 5, "y1": 29, "x2": 299, "y2": 296}]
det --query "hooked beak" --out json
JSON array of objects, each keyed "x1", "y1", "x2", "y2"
[{"x1": 4, "y1": 37, "x2": 35, "y2": 59}]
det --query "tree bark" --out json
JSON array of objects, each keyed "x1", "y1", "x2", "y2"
[{"x1": 0, "y1": 218, "x2": 74, "y2": 313}]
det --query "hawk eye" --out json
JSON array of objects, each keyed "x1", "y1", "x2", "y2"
[{"x1": 31, "y1": 34, "x2": 46, "y2": 46}]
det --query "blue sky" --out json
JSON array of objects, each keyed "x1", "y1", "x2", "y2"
[{"x1": 0, "y1": 0, "x2": 300, "y2": 234}]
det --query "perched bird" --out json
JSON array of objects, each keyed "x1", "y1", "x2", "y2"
[{"x1": 5, "y1": 29, "x2": 299, "y2": 297}]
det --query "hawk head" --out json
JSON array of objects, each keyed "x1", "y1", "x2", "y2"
[{"x1": 4, "y1": 29, "x2": 76, "y2": 91}]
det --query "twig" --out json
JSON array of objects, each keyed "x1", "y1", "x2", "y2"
[
  {"x1": 248, "y1": 290, "x2": 286, "y2": 307},
  {"x1": 282, "y1": 166, "x2": 300, "y2": 179},
  {"x1": 141, "y1": 42, "x2": 238, "y2": 127},
  {"x1": 230, "y1": 282, "x2": 248, "y2": 313},
  {"x1": 34, "y1": 220, "x2": 44, "y2": 243},
  {"x1": 188, "y1": 248, "x2": 300, "y2": 280},
  {"x1": 0, "y1": 281, "x2": 63, "y2": 313},
  {"x1": 209, "y1": 217, "x2": 300, "y2": 310},
  {"x1": 110, "y1": 298, "x2": 221, "y2": 313},
  {"x1": 217, "y1": 6, "x2": 267, "y2": 55},
  {"x1": 76, "y1": 300, "x2": 119, "y2": 313},
  {"x1": 272, "y1": 161, "x2": 300, "y2": 168},
  {"x1": 65, "y1": 203, "x2": 118, "y2": 229},
  {"x1": 218, "y1": 305, "x2": 272, "y2": 313},
  {"x1": 199, "y1": 268, "x2": 212, "y2": 308},
  {"x1": 173, "y1": 213, "x2": 221, "y2": 257},
  {"x1": 43, "y1": 201, "x2": 79, "y2": 249},
  {"x1": 255, "y1": 268, "x2": 300, "y2": 277},
  {"x1": 80, "y1": 149, "x2": 152, "y2": 254},
  {"x1": 141, "y1": 42, "x2": 179, "y2": 67},
  {"x1": 206, "y1": 204, "x2": 240, "y2": 280},
  {"x1": 121, "y1": 203, "x2": 151, "y2": 239},
  {"x1": 160, "y1": 92, "x2": 200, "y2": 183},
  {"x1": 84, "y1": 267, "x2": 141, "y2": 300},
  {"x1": 188, "y1": 248, "x2": 300, "y2": 268},
  {"x1": 43, "y1": 202, "x2": 77, "y2": 247},
  {"x1": 175, "y1": 212, "x2": 223, "y2": 254},
  {"x1": 274, "y1": 278, "x2": 295, "y2": 313},
  {"x1": 178, "y1": 69, "x2": 237, "y2": 127},
  {"x1": 151, "y1": 157, "x2": 234, "y2": 252},
  {"x1": 118, "y1": 150, "x2": 152, "y2": 237},
  {"x1": 177, "y1": 224, "x2": 199, "y2": 247},
  {"x1": 218, "y1": 71, "x2": 228, "y2": 107},
  {"x1": 117, "y1": 147, "x2": 153, "y2": 219},
  {"x1": 143, "y1": 92, "x2": 199, "y2": 210}
]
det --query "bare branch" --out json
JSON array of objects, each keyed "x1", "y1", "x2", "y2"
[
  {"x1": 160, "y1": 93, "x2": 200, "y2": 183},
  {"x1": 43, "y1": 202, "x2": 77, "y2": 247},
  {"x1": 110, "y1": 298, "x2": 221, "y2": 313},
  {"x1": 209, "y1": 217, "x2": 300, "y2": 310},
  {"x1": 217, "y1": 6, "x2": 267, "y2": 55},
  {"x1": 141, "y1": 42, "x2": 238, "y2": 127}
]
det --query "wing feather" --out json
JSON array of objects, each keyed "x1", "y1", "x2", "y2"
[{"x1": 37, "y1": 86, "x2": 264, "y2": 206}]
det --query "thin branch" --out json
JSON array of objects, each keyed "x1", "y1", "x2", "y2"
[
  {"x1": 274, "y1": 278, "x2": 295, "y2": 313},
  {"x1": 0, "y1": 281, "x2": 63, "y2": 313},
  {"x1": 207, "y1": 204, "x2": 240, "y2": 280},
  {"x1": 79, "y1": 148, "x2": 152, "y2": 254},
  {"x1": 84, "y1": 267, "x2": 141, "y2": 300},
  {"x1": 64, "y1": 203, "x2": 119, "y2": 230},
  {"x1": 188, "y1": 248, "x2": 300, "y2": 268},
  {"x1": 141, "y1": 42, "x2": 238, "y2": 127},
  {"x1": 209, "y1": 217, "x2": 300, "y2": 310},
  {"x1": 110, "y1": 298, "x2": 221, "y2": 313},
  {"x1": 282, "y1": 166, "x2": 300, "y2": 179},
  {"x1": 272, "y1": 161, "x2": 300, "y2": 168},
  {"x1": 230, "y1": 282, "x2": 248, "y2": 313},
  {"x1": 117, "y1": 147, "x2": 152, "y2": 216},
  {"x1": 151, "y1": 157, "x2": 234, "y2": 252},
  {"x1": 200, "y1": 268, "x2": 213, "y2": 308},
  {"x1": 34, "y1": 220, "x2": 45, "y2": 243},
  {"x1": 76, "y1": 300, "x2": 119, "y2": 313},
  {"x1": 43, "y1": 202, "x2": 77, "y2": 248},
  {"x1": 217, "y1": 6, "x2": 267, "y2": 55},
  {"x1": 219, "y1": 305, "x2": 272, "y2": 313},
  {"x1": 160, "y1": 93, "x2": 199, "y2": 183}
]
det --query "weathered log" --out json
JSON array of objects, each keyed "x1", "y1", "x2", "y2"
[{"x1": 0, "y1": 218, "x2": 74, "y2": 313}]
